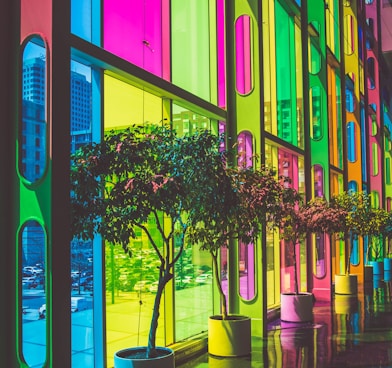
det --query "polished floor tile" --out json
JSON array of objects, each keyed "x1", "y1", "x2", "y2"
[{"x1": 178, "y1": 279, "x2": 392, "y2": 368}]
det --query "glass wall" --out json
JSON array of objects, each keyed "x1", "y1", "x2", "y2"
[
  {"x1": 173, "y1": 103, "x2": 215, "y2": 340},
  {"x1": 19, "y1": 36, "x2": 48, "y2": 368},
  {"x1": 70, "y1": 60, "x2": 97, "y2": 366}
]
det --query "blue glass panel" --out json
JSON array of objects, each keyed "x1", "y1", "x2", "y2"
[
  {"x1": 351, "y1": 237, "x2": 359, "y2": 266},
  {"x1": 21, "y1": 220, "x2": 47, "y2": 367},
  {"x1": 71, "y1": 0, "x2": 92, "y2": 41},
  {"x1": 347, "y1": 121, "x2": 356, "y2": 162},
  {"x1": 21, "y1": 37, "x2": 47, "y2": 183},
  {"x1": 360, "y1": 102, "x2": 367, "y2": 179}
]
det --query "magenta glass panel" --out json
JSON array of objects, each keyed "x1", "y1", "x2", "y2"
[
  {"x1": 103, "y1": 0, "x2": 163, "y2": 77},
  {"x1": 239, "y1": 241, "x2": 255, "y2": 300},
  {"x1": 143, "y1": 0, "x2": 163, "y2": 76},
  {"x1": 162, "y1": 0, "x2": 170, "y2": 81},
  {"x1": 238, "y1": 131, "x2": 253, "y2": 168},
  {"x1": 235, "y1": 15, "x2": 252, "y2": 95},
  {"x1": 217, "y1": 0, "x2": 226, "y2": 107},
  {"x1": 314, "y1": 164, "x2": 324, "y2": 197}
]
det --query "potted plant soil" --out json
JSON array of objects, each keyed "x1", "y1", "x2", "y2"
[
  {"x1": 71, "y1": 125, "x2": 231, "y2": 367},
  {"x1": 188, "y1": 165, "x2": 284, "y2": 356}
]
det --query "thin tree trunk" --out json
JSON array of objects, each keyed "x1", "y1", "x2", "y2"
[
  {"x1": 211, "y1": 250, "x2": 228, "y2": 319},
  {"x1": 146, "y1": 272, "x2": 171, "y2": 358},
  {"x1": 293, "y1": 239, "x2": 299, "y2": 295}
]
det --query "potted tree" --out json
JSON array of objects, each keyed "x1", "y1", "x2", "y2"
[
  {"x1": 188, "y1": 165, "x2": 285, "y2": 356},
  {"x1": 331, "y1": 191, "x2": 372, "y2": 294},
  {"x1": 366, "y1": 208, "x2": 390, "y2": 276},
  {"x1": 277, "y1": 191, "x2": 348, "y2": 322},
  {"x1": 383, "y1": 212, "x2": 392, "y2": 277},
  {"x1": 277, "y1": 186, "x2": 314, "y2": 323},
  {"x1": 71, "y1": 125, "x2": 231, "y2": 368}
]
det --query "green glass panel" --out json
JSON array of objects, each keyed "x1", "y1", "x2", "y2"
[
  {"x1": 275, "y1": 1, "x2": 296, "y2": 145},
  {"x1": 310, "y1": 86, "x2": 322, "y2": 140},
  {"x1": 336, "y1": 74, "x2": 343, "y2": 169},
  {"x1": 171, "y1": 0, "x2": 211, "y2": 101},
  {"x1": 172, "y1": 103, "x2": 214, "y2": 341}
]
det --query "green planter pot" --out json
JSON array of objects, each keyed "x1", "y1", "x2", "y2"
[
  {"x1": 114, "y1": 347, "x2": 175, "y2": 368},
  {"x1": 208, "y1": 315, "x2": 251, "y2": 357},
  {"x1": 334, "y1": 274, "x2": 358, "y2": 295}
]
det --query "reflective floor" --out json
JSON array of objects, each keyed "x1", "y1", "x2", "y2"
[{"x1": 178, "y1": 278, "x2": 392, "y2": 368}]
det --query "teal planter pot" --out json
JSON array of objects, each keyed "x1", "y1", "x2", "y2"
[
  {"x1": 114, "y1": 347, "x2": 175, "y2": 368},
  {"x1": 370, "y1": 261, "x2": 384, "y2": 275},
  {"x1": 384, "y1": 258, "x2": 392, "y2": 272}
]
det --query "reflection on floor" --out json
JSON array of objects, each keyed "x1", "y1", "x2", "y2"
[{"x1": 178, "y1": 278, "x2": 392, "y2": 368}]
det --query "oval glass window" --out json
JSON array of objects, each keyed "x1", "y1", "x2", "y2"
[
  {"x1": 309, "y1": 21, "x2": 321, "y2": 75},
  {"x1": 347, "y1": 121, "x2": 357, "y2": 162},
  {"x1": 344, "y1": 15, "x2": 354, "y2": 55},
  {"x1": 235, "y1": 15, "x2": 253, "y2": 95},
  {"x1": 310, "y1": 86, "x2": 322, "y2": 140},
  {"x1": 313, "y1": 233, "x2": 326, "y2": 278},
  {"x1": 238, "y1": 241, "x2": 255, "y2": 300},
  {"x1": 237, "y1": 131, "x2": 253, "y2": 168},
  {"x1": 20, "y1": 220, "x2": 47, "y2": 367},
  {"x1": 313, "y1": 164, "x2": 324, "y2": 197},
  {"x1": 20, "y1": 36, "x2": 47, "y2": 183}
]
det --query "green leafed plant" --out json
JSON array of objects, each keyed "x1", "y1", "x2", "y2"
[{"x1": 71, "y1": 124, "x2": 232, "y2": 358}]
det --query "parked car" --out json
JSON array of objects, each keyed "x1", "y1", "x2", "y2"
[
  {"x1": 149, "y1": 281, "x2": 159, "y2": 293},
  {"x1": 38, "y1": 297, "x2": 89, "y2": 318},
  {"x1": 195, "y1": 273, "x2": 212, "y2": 284},
  {"x1": 22, "y1": 276, "x2": 39, "y2": 289},
  {"x1": 23, "y1": 266, "x2": 43, "y2": 275}
]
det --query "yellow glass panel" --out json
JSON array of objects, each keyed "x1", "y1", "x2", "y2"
[{"x1": 104, "y1": 74, "x2": 162, "y2": 129}]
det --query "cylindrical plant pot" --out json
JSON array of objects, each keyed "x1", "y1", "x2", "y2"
[
  {"x1": 334, "y1": 274, "x2": 358, "y2": 295},
  {"x1": 208, "y1": 315, "x2": 251, "y2": 357},
  {"x1": 384, "y1": 258, "x2": 392, "y2": 272},
  {"x1": 334, "y1": 294, "x2": 358, "y2": 315},
  {"x1": 373, "y1": 274, "x2": 383, "y2": 289},
  {"x1": 280, "y1": 292, "x2": 313, "y2": 323},
  {"x1": 370, "y1": 261, "x2": 384, "y2": 275},
  {"x1": 114, "y1": 347, "x2": 175, "y2": 368},
  {"x1": 364, "y1": 265, "x2": 373, "y2": 282},
  {"x1": 385, "y1": 271, "x2": 392, "y2": 282}
]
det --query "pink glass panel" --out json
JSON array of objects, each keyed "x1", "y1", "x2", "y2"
[
  {"x1": 103, "y1": 0, "x2": 163, "y2": 77},
  {"x1": 238, "y1": 131, "x2": 253, "y2": 168},
  {"x1": 217, "y1": 0, "x2": 226, "y2": 107},
  {"x1": 239, "y1": 241, "x2": 255, "y2": 300},
  {"x1": 235, "y1": 15, "x2": 252, "y2": 95}
]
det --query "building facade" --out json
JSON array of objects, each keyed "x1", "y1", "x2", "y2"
[{"x1": 2, "y1": 0, "x2": 392, "y2": 367}]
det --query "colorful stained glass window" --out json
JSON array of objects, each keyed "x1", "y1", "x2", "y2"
[
  {"x1": 21, "y1": 220, "x2": 47, "y2": 368},
  {"x1": 171, "y1": 0, "x2": 211, "y2": 100},
  {"x1": 347, "y1": 121, "x2": 356, "y2": 162},
  {"x1": 310, "y1": 86, "x2": 322, "y2": 140},
  {"x1": 20, "y1": 37, "x2": 47, "y2": 183},
  {"x1": 235, "y1": 15, "x2": 253, "y2": 95}
]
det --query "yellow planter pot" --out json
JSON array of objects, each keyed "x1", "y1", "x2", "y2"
[
  {"x1": 208, "y1": 315, "x2": 251, "y2": 357},
  {"x1": 334, "y1": 294, "x2": 358, "y2": 315},
  {"x1": 334, "y1": 274, "x2": 358, "y2": 295}
]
